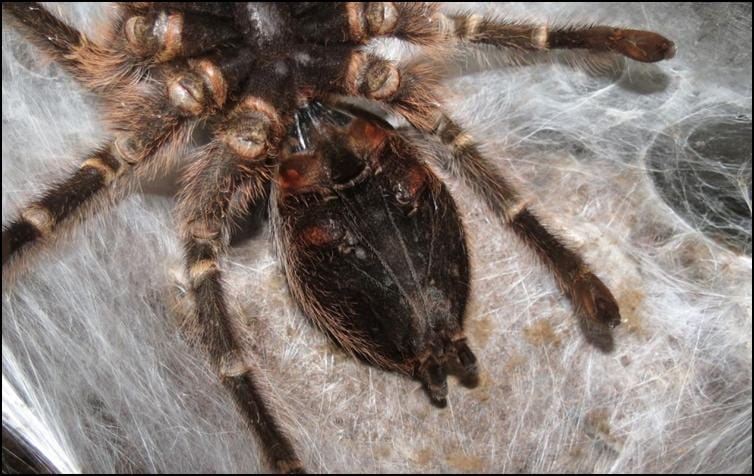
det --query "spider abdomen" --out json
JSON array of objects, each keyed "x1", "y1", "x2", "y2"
[{"x1": 274, "y1": 103, "x2": 477, "y2": 405}]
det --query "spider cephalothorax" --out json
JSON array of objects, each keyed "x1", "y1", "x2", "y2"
[{"x1": 2, "y1": 3, "x2": 675, "y2": 473}]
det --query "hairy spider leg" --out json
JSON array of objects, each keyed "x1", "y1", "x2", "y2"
[
  {"x1": 4, "y1": 3, "x2": 305, "y2": 472},
  {"x1": 430, "y1": 115, "x2": 622, "y2": 352},
  {"x1": 443, "y1": 12, "x2": 676, "y2": 63},
  {"x1": 289, "y1": 2, "x2": 675, "y2": 63},
  {"x1": 176, "y1": 67, "x2": 303, "y2": 473},
  {"x1": 1, "y1": 3, "x2": 251, "y2": 269}
]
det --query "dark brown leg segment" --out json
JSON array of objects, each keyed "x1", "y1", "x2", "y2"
[
  {"x1": 431, "y1": 115, "x2": 621, "y2": 352},
  {"x1": 446, "y1": 13, "x2": 676, "y2": 63},
  {"x1": 2, "y1": 146, "x2": 124, "y2": 266},
  {"x1": 178, "y1": 138, "x2": 300, "y2": 474},
  {"x1": 508, "y1": 209, "x2": 621, "y2": 351},
  {"x1": 183, "y1": 217, "x2": 303, "y2": 473},
  {"x1": 128, "y1": 2, "x2": 236, "y2": 18},
  {"x1": 2, "y1": 3, "x2": 84, "y2": 70}
]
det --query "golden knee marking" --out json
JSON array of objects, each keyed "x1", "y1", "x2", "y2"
[
  {"x1": 533, "y1": 25, "x2": 549, "y2": 49},
  {"x1": 347, "y1": 53, "x2": 401, "y2": 100},
  {"x1": 346, "y1": 52, "x2": 367, "y2": 95},
  {"x1": 430, "y1": 114, "x2": 449, "y2": 136},
  {"x1": 365, "y1": 2, "x2": 398, "y2": 36},
  {"x1": 112, "y1": 135, "x2": 142, "y2": 165},
  {"x1": 190, "y1": 58, "x2": 228, "y2": 107},
  {"x1": 189, "y1": 259, "x2": 218, "y2": 283},
  {"x1": 80, "y1": 157, "x2": 117, "y2": 184},
  {"x1": 124, "y1": 11, "x2": 183, "y2": 61},
  {"x1": 154, "y1": 12, "x2": 184, "y2": 62},
  {"x1": 238, "y1": 97, "x2": 282, "y2": 135},
  {"x1": 452, "y1": 130, "x2": 475, "y2": 148},
  {"x1": 506, "y1": 200, "x2": 529, "y2": 223},
  {"x1": 124, "y1": 15, "x2": 148, "y2": 51},
  {"x1": 219, "y1": 351, "x2": 253, "y2": 379},
  {"x1": 366, "y1": 61, "x2": 400, "y2": 100},
  {"x1": 21, "y1": 206, "x2": 54, "y2": 236},
  {"x1": 189, "y1": 221, "x2": 220, "y2": 241},
  {"x1": 346, "y1": 2, "x2": 367, "y2": 42},
  {"x1": 168, "y1": 73, "x2": 207, "y2": 116},
  {"x1": 221, "y1": 96, "x2": 283, "y2": 159},
  {"x1": 465, "y1": 14, "x2": 483, "y2": 40},
  {"x1": 221, "y1": 127, "x2": 268, "y2": 160},
  {"x1": 449, "y1": 13, "x2": 482, "y2": 40}
]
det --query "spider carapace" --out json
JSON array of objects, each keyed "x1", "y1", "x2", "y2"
[{"x1": 2, "y1": 2, "x2": 675, "y2": 473}]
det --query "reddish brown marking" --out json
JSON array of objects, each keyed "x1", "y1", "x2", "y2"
[
  {"x1": 285, "y1": 168, "x2": 302, "y2": 185},
  {"x1": 348, "y1": 118, "x2": 388, "y2": 154},
  {"x1": 278, "y1": 166, "x2": 302, "y2": 189},
  {"x1": 284, "y1": 168, "x2": 301, "y2": 181},
  {"x1": 302, "y1": 226, "x2": 334, "y2": 247},
  {"x1": 278, "y1": 154, "x2": 327, "y2": 193},
  {"x1": 238, "y1": 96, "x2": 283, "y2": 137},
  {"x1": 406, "y1": 166, "x2": 427, "y2": 198}
]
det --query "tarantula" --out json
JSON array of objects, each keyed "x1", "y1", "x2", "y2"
[{"x1": 2, "y1": 3, "x2": 675, "y2": 473}]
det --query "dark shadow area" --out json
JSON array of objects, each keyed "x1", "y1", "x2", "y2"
[{"x1": 647, "y1": 109, "x2": 752, "y2": 256}]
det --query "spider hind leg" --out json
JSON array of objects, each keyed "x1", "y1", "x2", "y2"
[{"x1": 432, "y1": 115, "x2": 622, "y2": 352}]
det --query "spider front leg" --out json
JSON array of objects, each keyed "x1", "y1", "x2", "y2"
[{"x1": 1, "y1": 47, "x2": 246, "y2": 271}]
